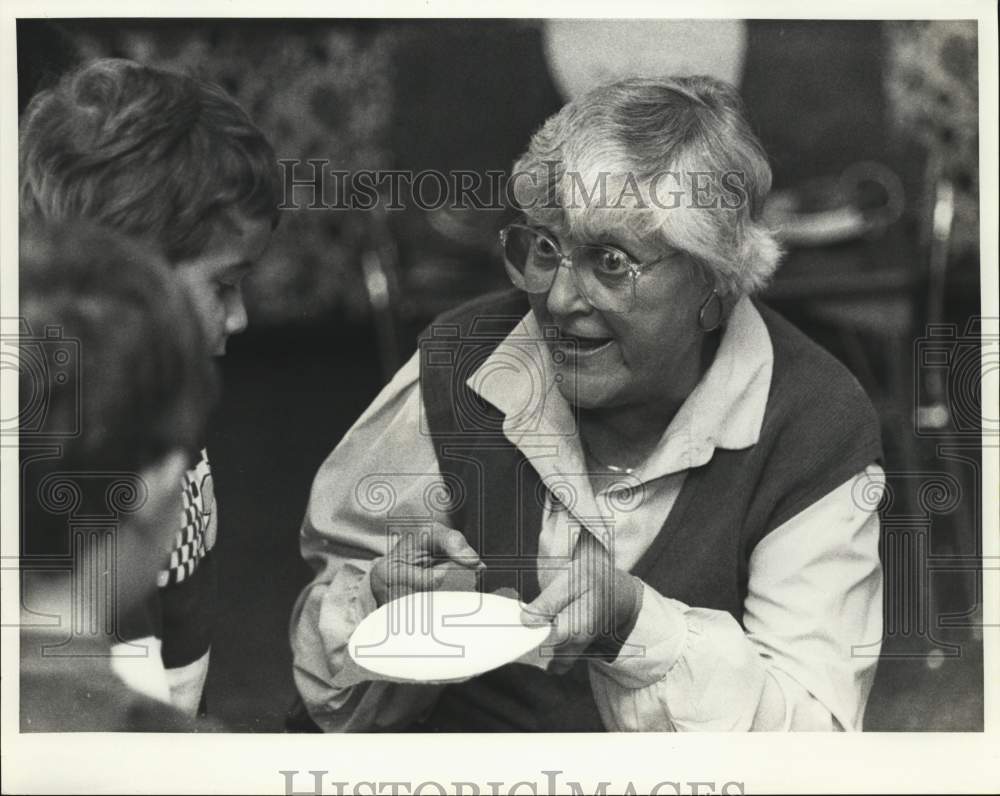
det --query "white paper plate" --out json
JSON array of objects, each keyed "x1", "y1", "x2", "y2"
[{"x1": 348, "y1": 591, "x2": 551, "y2": 683}]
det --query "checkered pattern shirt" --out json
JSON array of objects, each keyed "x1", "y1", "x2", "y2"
[{"x1": 158, "y1": 448, "x2": 217, "y2": 588}]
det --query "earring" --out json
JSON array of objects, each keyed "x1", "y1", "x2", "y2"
[{"x1": 698, "y1": 290, "x2": 723, "y2": 332}]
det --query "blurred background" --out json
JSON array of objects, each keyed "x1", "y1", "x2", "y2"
[{"x1": 18, "y1": 18, "x2": 985, "y2": 731}]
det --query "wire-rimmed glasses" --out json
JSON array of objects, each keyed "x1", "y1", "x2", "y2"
[{"x1": 499, "y1": 223, "x2": 670, "y2": 313}]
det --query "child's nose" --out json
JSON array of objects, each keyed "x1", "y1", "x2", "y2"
[{"x1": 225, "y1": 288, "x2": 248, "y2": 336}]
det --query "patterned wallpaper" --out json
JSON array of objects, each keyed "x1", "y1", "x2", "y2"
[{"x1": 69, "y1": 21, "x2": 398, "y2": 325}]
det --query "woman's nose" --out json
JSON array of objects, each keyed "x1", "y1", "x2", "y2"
[{"x1": 546, "y1": 259, "x2": 591, "y2": 317}]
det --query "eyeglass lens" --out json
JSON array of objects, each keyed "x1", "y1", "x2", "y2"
[{"x1": 502, "y1": 226, "x2": 636, "y2": 312}]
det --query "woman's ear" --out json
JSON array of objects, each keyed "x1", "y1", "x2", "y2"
[
  {"x1": 697, "y1": 262, "x2": 743, "y2": 320},
  {"x1": 696, "y1": 265, "x2": 743, "y2": 327},
  {"x1": 719, "y1": 287, "x2": 743, "y2": 320}
]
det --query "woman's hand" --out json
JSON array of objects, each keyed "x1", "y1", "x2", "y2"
[
  {"x1": 521, "y1": 529, "x2": 643, "y2": 674},
  {"x1": 370, "y1": 522, "x2": 485, "y2": 607}
]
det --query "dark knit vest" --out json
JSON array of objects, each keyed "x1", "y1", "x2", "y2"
[{"x1": 412, "y1": 289, "x2": 882, "y2": 732}]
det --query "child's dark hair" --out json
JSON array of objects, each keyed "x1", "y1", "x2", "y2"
[
  {"x1": 19, "y1": 222, "x2": 219, "y2": 474},
  {"x1": 19, "y1": 58, "x2": 280, "y2": 263}
]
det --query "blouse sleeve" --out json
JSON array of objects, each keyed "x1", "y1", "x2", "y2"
[{"x1": 587, "y1": 464, "x2": 885, "y2": 731}]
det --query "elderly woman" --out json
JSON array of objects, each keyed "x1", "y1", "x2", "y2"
[{"x1": 290, "y1": 75, "x2": 885, "y2": 732}]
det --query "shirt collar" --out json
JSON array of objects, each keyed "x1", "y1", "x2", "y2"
[
  {"x1": 465, "y1": 294, "x2": 773, "y2": 486},
  {"x1": 639, "y1": 295, "x2": 773, "y2": 479}
]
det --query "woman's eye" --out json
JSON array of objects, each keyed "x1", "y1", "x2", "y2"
[
  {"x1": 596, "y1": 250, "x2": 630, "y2": 274},
  {"x1": 532, "y1": 236, "x2": 559, "y2": 259}
]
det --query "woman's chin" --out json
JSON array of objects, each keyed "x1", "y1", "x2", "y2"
[{"x1": 554, "y1": 371, "x2": 621, "y2": 409}]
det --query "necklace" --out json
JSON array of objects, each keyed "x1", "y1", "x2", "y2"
[{"x1": 581, "y1": 436, "x2": 637, "y2": 475}]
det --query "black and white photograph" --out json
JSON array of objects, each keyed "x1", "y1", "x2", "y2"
[{"x1": 2, "y1": 3, "x2": 997, "y2": 794}]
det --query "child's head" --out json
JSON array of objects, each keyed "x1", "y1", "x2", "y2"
[
  {"x1": 19, "y1": 57, "x2": 280, "y2": 355},
  {"x1": 20, "y1": 222, "x2": 218, "y2": 603}
]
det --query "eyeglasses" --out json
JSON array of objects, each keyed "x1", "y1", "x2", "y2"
[{"x1": 498, "y1": 223, "x2": 670, "y2": 313}]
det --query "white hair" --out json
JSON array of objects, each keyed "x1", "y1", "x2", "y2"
[{"x1": 511, "y1": 75, "x2": 783, "y2": 295}]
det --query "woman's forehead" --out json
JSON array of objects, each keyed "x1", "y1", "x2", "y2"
[{"x1": 534, "y1": 207, "x2": 667, "y2": 257}]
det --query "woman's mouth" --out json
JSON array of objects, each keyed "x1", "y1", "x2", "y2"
[{"x1": 556, "y1": 332, "x2": 615, "y2": 359}]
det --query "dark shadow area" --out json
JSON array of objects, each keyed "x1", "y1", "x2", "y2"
[{"x1": 203, "y1": 321, "x2": 383, "y2": 730}]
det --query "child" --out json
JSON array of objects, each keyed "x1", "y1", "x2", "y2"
[
  {"x1": 19, "y1": 58, "x2": 281, "y2": 716},
  {"x1": 19, "y1": 222, "x2": 219, "y2": 730}
]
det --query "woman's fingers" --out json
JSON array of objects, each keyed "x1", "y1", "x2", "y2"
[
  {"x1": 554, "y1": 593, "x2": 607, "y2": 646},
  {"x1": 543, "y1": 598, "x2": 595, "y2": 673},
  {"x1": 521, "y1": 532, "x2": 610, "y2": 628},
  {"x1": 520, "y1": 568, "x2": 574, "y2": 627},
  {"x1": 431, "y1": 561, "x2": 478, "y2": 591},
  {"x1": 372, "y1": 525, "x2": 484, "y2": 606},
  {"x1": 388, "y1": 524, "x2": 482, "y2": 567},
  {"x1": 427, "y1": 523, "x2": 484, "y2": 569},
  {"x1": 523, "y1": 555, "x2": 617, "y2": 672}
]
